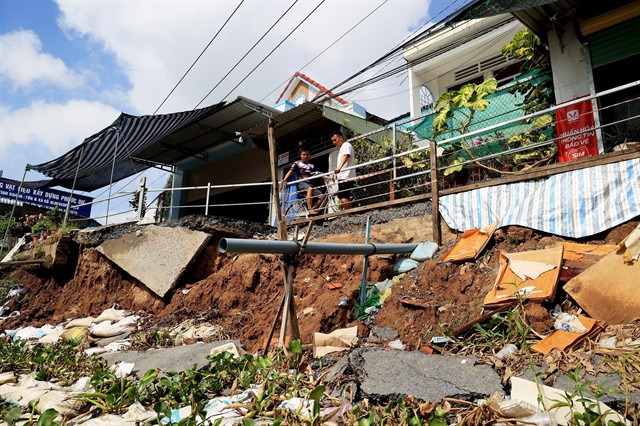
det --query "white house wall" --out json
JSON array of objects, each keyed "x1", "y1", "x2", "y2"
[
  {"x1": 547, "y1": 21, "x2": 592, "y2": 103},
  {"x1": 405, "y1": 17, "x2": 524, "y2": 118}
]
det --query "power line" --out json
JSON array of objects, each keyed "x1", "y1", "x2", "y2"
[
  {"x1": 259, "y1": 0, "x2": 389, "y2": 104},
  {"x1": 153, "y1": 1, "x2": 245, "y2": 115},
  {"x1": 194, "y1": 0, "x2": 299, "y2": 109},
  {"x1": 315, "y1": 0, "x2": 476, "y2": 104},
  {"x1": 215, "y1": 0, "x2": 326, "y2": 104}
]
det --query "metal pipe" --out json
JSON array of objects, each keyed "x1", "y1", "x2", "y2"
[
  {"x1": 219, "y1": 238, "x2": 417, "y2": 256},
  {"x1": 360, "y1": 216, "x2": 371, "y2": 306}
]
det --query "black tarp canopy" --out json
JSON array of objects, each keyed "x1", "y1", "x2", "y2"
[
  {"x1": 27, "y1": 102, "x2": 225, "y2": 192},
  {"x1": 26, "y1": 97, "x2": 280, "y2": 192}
]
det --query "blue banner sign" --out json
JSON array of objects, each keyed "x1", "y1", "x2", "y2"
[{"x1": 0, "y1": 178, "x2": 93, "y2": 218}]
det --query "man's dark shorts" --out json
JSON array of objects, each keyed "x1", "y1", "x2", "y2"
[
  {"x1": 298, "y1": 180, "x2": 323, "y2": 198},
  {"x1": 337, "y1": 180, "x2": 355, "y2": 200}
]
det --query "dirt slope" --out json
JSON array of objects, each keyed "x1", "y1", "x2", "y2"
[{"x1": 2, "y1": 207, "x2": 638, "y2": 354}]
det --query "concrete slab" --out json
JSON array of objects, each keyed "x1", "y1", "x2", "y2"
[
  {"x1": 355, "y1": 349, "x2": 503, "y2": 402},
  {"x1": 97, "y1": 225, "x2": 210, "y2": 297},
  {"x1": 100, "y1": 340, "x2": 243, "y2": 378}
]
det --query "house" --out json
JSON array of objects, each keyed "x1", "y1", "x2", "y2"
[
  {"x1": 403, "y1": 0, "x2": 640, "y2": 152},
  {"x1": 403, "y1": 13, "x2": 526, "y2": 118}
]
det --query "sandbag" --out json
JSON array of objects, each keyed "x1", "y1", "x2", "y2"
[
  {"x1": 410, "y1": 241, "x2": 438, "y2": 261},
  {"x1": 392, "y1": 258, "x2": 419, "y2": 274},
  {"x1": 65, "y1": 317, "x2": 95, "y2": 328},
  {"x1": 95, "y1": 308, "x2": 128, "y2": 323}
]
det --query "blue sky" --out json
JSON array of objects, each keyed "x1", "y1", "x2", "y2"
[{"x1": 1, "y1": 0, "x2": 463, "y2": 222}]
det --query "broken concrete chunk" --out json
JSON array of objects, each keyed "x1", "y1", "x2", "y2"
[{"x1": 97, "y1": 225, "x2": 211, "y2": 297}]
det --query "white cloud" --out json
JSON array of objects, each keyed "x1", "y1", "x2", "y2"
[
  {"x1": 0, "y1": 29, "x2": 84, "y2": 90},
  {"x1": 0, "y1": 99, "x2": 120, "y2": 158},
  {"x1": 54, "y1": 1, "x2": 431, "y2": 117}
]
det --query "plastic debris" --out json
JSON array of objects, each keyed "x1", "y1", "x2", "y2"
[
  {"x1": 278, "y1": 397, "x2": 314, "y2": 418},
  {"x1": 112, "y1": 362, "x2": 135, "y2": 378},
  {"x1": 550, "y1": 305, "x2": 587, "y2": 333},
  {"x1": 388, "y1": 339, "x2": 406, "y2": 350},
  {"x1": 495, "y1": 343, "x2": 518, "y2": 359}
]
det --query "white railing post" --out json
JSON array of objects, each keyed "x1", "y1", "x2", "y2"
[
  {"x1": 205, "y1": 182, "x2": 211, "y2": 216},
  {"x1": 137, "y1": 177, "x2": 146, "y2": 221}
]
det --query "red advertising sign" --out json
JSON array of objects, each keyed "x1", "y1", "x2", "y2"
[{"x1": 556, "y1": 98, "x2": 599, "y2": 162}]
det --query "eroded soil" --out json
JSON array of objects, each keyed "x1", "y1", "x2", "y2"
[{"x1": 2, "y1": 208, "x2": 638, "y2": 356}]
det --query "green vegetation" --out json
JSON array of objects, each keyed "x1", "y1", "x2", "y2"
[{"x1": 0, "y1": 338, "x2": 459, "y2": 425}]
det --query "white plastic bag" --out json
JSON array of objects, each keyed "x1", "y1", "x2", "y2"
[{"x1": 550, "y1": 305, "x2": 587, "y2": 333}]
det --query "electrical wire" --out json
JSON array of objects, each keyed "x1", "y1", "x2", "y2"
[
  {"x1": 216, "y1": 0, "x2": 326, "y2": 104},
  {"x1": 259, "y1": 0, "x2": 389, "y2": 103},
  {"x1": 194, "y1": 0, "x2": 299, "y2": 109},
  {"x1": 315, "y1": 0, "x2": 477, "y2": 104},
  {"x1": 153, "y1": 0, "x2": 245, "y2": 115}
]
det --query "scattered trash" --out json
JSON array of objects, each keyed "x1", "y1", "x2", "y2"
[
  {"x1": 430, "y1": 336, "x2": 453, "y2": 345},
  {"x1": 616, "y1": 223, "x2": 640, "y2": 262},
  {"x1": 338, "y1": 297, "x2": 348, "y2": 307},
  {"x1": 209, "y1": 342, "x2": 247, "y2": 358},
  {"x1": 328, "y1": 282, "x2": 343, "y2": 290},
  {"x1": 550, "y1": 305, "x2": 587, "y2": 333},
  {"x1": 565, "y1": 227, "x2": 640, "y2": 324},
  {"x1": 440, "y1": 223, "x2": 498, "y2": 263},
  {"x1": 95, "y1": 307, "x2": 129, "y2": 323},
  {"x1": 388, "y1": 339, "x2": 406, "y2": 350},
  {"x1": 510, "y1": 376, "x2": 630, "y2": 425},
  {"x1": 278, "y1": 397, "x2": 314, "y2": 418},
  {"x1": 495, "y1": 343, "x2": 518, "y2": 359},
  {"x1": 598, "y1": 336, "x2": 616, "y2": 348},
  {"x1": 531, "y1": 315, "x2": 605, "y2": 355},
  {"x1": 112, "y1": 362, "x2": 135, "y2": 378},
  {"x1": 313, "y1": 326, "x2": 358, "y2": 357},
  {"x1": 399, "y1": 297, "x2": 429, "y2": 309},
  {"x1": 484, "y1": 247, "x2": 563, "y2": 307}
]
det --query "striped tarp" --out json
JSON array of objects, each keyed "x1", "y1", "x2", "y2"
[
  {"x1": 27, "y1": 104, "x2": 222, "y2": 191},
  {"x1": 439, "y1": 158, "x2": 640, "y2": 238}
]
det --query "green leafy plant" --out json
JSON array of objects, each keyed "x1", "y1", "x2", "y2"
[{"x1": 549, "y1": 368, "x2": 625, "y2": 425}]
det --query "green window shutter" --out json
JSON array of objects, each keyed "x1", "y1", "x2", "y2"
[{"x1": 588, "y1": 17, "x2": 640, "y2": 68}]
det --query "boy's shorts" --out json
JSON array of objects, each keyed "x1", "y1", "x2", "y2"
[
  {"x1": 298, "y1": 180, "x2": 323, "y2": 198},
  {"x1": 337, "y1": 180, "x2": 355, "y2": 200}
]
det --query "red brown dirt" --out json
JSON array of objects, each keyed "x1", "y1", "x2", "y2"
[{"x1": 2, "y1": 218, "x2": 638, "y2": 354}]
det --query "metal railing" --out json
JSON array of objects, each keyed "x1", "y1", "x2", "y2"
[{"x1": 43, "y1": 80, "x2": 640, "y2": 228}]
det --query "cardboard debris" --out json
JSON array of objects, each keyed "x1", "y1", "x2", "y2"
[
  {"x1": 313, "y1": 326, "x2": 358, "y2": 358},
  {"x1": 564, "y1": 244, "x2": 640, "y2": 325},
  {"x1": 399, "y1": 297, "x2": 429, "y2": 309},
  {"x1": 558, "y1": 242, "x2": 617, "y2": 260},
  {"x1": 510, "y1": 376, "x2": 631, "y2": 425},
  {"x1": 531, "y1": 315, "x2": 606, "y2": 355},
  {"x1": 564, "y1": 226, "x2": 640, "y2": 325},
  {"x1": 441, "y1": 222, "x2": 498, "y2": 263},
  {"x1": 616, "y1": 223, "x2": 640, "y2": 262},
  {"x1": 484, "y1": 246, "x2": 563, "y2": 307}
]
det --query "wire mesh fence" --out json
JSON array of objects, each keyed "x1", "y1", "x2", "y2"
[{"x1": 37, "y1": 79, "x2": 639, "y2": 227}]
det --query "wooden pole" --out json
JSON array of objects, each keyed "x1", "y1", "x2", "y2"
[
  {"x1": 430, "y1": 140, "x2": 442, "y2": 245},
  {"x1": 267, "y1": 116, "x2": 287, "y2": 241}
]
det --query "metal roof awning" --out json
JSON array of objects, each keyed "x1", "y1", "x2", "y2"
[
  {"x1": 27, "y1": 97, "x2": 280, "y2": 192},
  {"x1": 133, "y1": 96, "x2": 280, "y2": 166},
  {"x1": 243, "y1": 102, "x2": 383, "y2": 154}
]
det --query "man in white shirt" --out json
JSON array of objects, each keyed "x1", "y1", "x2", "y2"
[{"x1": 331, "y1": 130, "x2": 356, "y2": 210}]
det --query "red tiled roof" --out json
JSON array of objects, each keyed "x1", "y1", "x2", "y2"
[{"x1": 275, "y1": 72, "x2": 348, "y2": 105}]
